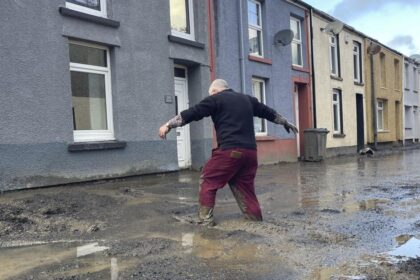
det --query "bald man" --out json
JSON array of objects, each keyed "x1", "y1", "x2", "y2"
[{"x1": 159, "y1": 79, "x2": 298, "y2": 226}]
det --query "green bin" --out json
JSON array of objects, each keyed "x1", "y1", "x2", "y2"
[{"x1": 303, "y1": 128, "x2": 329, "y2": 161}]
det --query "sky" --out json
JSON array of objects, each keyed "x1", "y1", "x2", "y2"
[{"x1": 302, "y1": 0, "x2": 420, "y2": 57}]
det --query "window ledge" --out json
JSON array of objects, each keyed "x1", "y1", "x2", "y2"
[
  {"x1": 168, "y1": 35, "x2": 205, "y2": 49},
  {"x1": 256, "y1": 136, "x2": 276, "y2": 141},
  {"x1": 405, "y1": 127, "x2": 413, "y2": 130},
  {"x1": 248, "y1": 55, "x2": 272, "y2": 65},
  {"x1": 292, "y1": 65, "x2": 310, "y2": 73},
  {"x1": 59, "y1": 7, "x2": 120, "y2": 28},
  {"x1": 354, "y1": 81, "x2": 364, "y2": 86},
  {"x1": 414, "y1": 90, "x2": 419, "y2": 93},
  {"x1": 378, "y1": 130, "x2": 390, "y2": 133},
  {"x1": 333, "y1": 134, "x2": 346, "y2": 138},
  {"x1": 330, "y1": 75, "x2": 343, "y2": 81},
  {"x1": 68, "y1": 141, "x2": 127, "y2": 152}
]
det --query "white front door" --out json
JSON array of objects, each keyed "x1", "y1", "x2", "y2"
[{"x1": 174, "y1": 77, "x2": 192, "y2": 169}]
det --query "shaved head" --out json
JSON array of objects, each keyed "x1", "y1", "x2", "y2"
[{"x1": 209, "y1": 79, "x2": 229, "y2": 95}]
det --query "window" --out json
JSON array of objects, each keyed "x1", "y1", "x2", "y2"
[
  {"x1": 170, "y1": 0, "x2": 194, "y2": 40},
  {"x1": 380, "y1": 53, "x2": 386, "y2": 88},
  {"x1": 413, "y1": 67, "x2": 418, "y2": 92},
  {"x1": 332, "y1": 89, "x2": 343, "y2": 134},
  {"x1": 66, "y1": 0, "x2": 107, "y2": 17},
  {"x1": 69, "y1": 42, "x2": 114, "y2": 142},
  {"x1": 290, "y1": 17, "x2": 303, "y2": 66},
  {"x1": 405, "y1": 106, "x2": 412, "y2": 129},
  {"x1": 377, "y1": 100, "x2": 385, "y2": 131},
  {"x1": 329, "y1": 35, "x2": 339, "y2": 76},
  {"x1": 405, "y1": 63, "x2": 410, "y2": 89},
  {"x1": 394, "y1": 59, "x2": 400, "y2": 90},
  {"x1": 353, "y1": 42, "x2": 362, "y2": 82},
  {"x1": 248, "y1": 0, "x2": 263, "y2": 56},
  {"x1": 252, "y1": 78, "x2": 267, "y2": 135}
]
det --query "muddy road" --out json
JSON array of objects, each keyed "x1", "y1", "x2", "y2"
[{"x1": 0, "y1": 150, "x2": 419, "y2": 279}]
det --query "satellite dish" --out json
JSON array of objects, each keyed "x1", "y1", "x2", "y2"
[
  {"x1": 274, "y1": 29, "x2": 294, "y2": 46},
  {"x1": 367, "y1": 43, "x2": 381, "y2": 55},
  {"x1": 321, "y1": 21, "x2": 344, "y2": 35},
  {"x1": 410, "y1": 54, "x2": 420, "y2": 63}
]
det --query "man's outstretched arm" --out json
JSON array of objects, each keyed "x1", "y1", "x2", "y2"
[{"x1": 249, "y1": 96, "x2": 298, "y2": 134}]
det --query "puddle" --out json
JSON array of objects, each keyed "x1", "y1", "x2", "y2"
[
  {"x1": 0, "y1": 241, "x2": 124, "y2": 280},
  {"x1": 343, "y1": 198, "x2": 389, "y2": 213},
  {"x1": 388, "y1": 237, "x2": 420, "y2": 259},
  {"x1": 312, "y1": 267, "x2": 367, "y2": 280}
]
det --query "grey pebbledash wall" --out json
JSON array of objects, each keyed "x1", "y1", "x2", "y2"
[{"x1": 0, "y1": 0, "x2": 212, "y2": 191}]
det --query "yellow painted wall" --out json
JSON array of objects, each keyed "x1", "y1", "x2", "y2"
[
  {"x1": 312, "y1": 15, "x2": 366, "y2": 148},
  {"x1": 364, "y1": 40, "x2": 403, "y2": 144}
]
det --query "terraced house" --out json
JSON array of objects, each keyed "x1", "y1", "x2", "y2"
[
  {"x1": 0, "y1": 0, "x2": 214, "y2": 191},
  {"x1": 364, "y1": 39, "x2": 404, "y2": 148},
  {"x1": 403, "y1": 56, "x2": 420, "y2": 143},
  {"x1": 310, "y1": 10, "x2": 367, "y2": 155},
  {"x1": 214, "y1": 0, "x2": 312, "y2": 163}
]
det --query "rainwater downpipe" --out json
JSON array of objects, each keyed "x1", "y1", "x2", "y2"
[
  {"x1": 238, "y1": 0, "x2": 246, "y2": 93},
  {"x1": 309, "y1": 8, "x2": 317, "y2": 128},
  {"x1": 370, "y1": 46, "x2": 378, "y2": 150}
]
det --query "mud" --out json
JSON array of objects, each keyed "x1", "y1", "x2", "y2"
[{"x1": 0, "y1": 150, "x2": 419, "y2": 279}]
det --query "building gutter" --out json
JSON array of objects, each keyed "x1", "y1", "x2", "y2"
[
  {"x1": 238, "y1": 0, "x2": 246, "y2": 93},
  {"x1": 207, "y1": 0, "x2": 216, "y2": 81}
]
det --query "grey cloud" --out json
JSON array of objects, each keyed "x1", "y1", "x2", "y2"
[
  {"x1": 331, "y1": 0, "x2": 419, "y2": 21},
  {"x1": 388, "y1": 35, "x2": 417, "y2": 51}
]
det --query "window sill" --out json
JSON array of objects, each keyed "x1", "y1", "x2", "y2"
[
  {"x1": 414, "y1": 90, "x2": 419, "y2": 94},
  {"x1": 68, "y1": 140, "x2": 127, "y2": 152},
  {"x1": 256, "y1": 136, "x2": 276, "y2": 141},
  {"x1": 333, "y1": 134, "x2": 346, "y2": 138},
  {"x1": 292, "y1": 65, "x2": 310, "y2": 73},
  {"x1": 354, "y1": 81, "x2": 364, "y2": 86},
  {"x1": 330, "y1": 75, "x2": 343, "y2": 81},
  {"x1": 404, "y1": 88, "x2": 410, "y2": 91},
  {"x1": 248, "y1": 55, "x2": 272, "y2": 65},
  {"x1": 168, "y1": 35, "x2": 205, "y2": 49},
  {"x1": 378, "y1": 130, "x2": 390, "y2": 133},
  {"x1": 59, "y1": 7, "x2": 120, "y2": 28}
]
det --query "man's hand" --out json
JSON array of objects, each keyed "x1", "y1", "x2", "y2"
[
  {"x1": 159, "y1": 124, "x2": 170, "y2": 139},
  {"x1": 284, "y1": 122, "x2": 298, "y2": 134}
]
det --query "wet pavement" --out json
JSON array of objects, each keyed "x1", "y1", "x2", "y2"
[{"x1": 0, "y1": 149, "x2": 419, "y2": 279}]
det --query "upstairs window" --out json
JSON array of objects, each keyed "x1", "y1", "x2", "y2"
[
  {"x1": 290, "y1": 17, "x2": 303, "y2": 67},
  {"x1": 252, "y1": 78, "x2": 267, "y2": 135},
  {"x1": 353, "y1": 42, "x2": 362, "y2": 83},
  {"x1": 248, "y1": 0, "x2": 263, "y2": 57},
  {"x1": 380, "y1": 52, "x2": 386, "y2": 88},
  {"x1": 394, "y1": 59, "x2": 400, "y2": 90},
  {"x1": 170, "y1": 0, "x2": 195, "y2": 40},
  {"x1": 66, "y1": 0, "x2": 107, "y2": 17},
  {"x1": 404, "y1": 63, "x2": 410, "y2": 89},
  {"x1": 413, "y1": 67, "x2": 418, "y2": 92},
  {"x1": 329, "y1": 35, "x2": 339, "y2": 76}
]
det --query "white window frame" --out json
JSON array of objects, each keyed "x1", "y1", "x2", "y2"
[
  {"x1": 377, "y1": 100, "x2": 384, "y2": 131},
  {"x1": 404, "y1": 63, "x2": 410, "y2": 89},
  {"x1": 252, "y1": 78, "x2": 267, "y2": 136},
  {"x1": 332, "y1": 89, "x2": 341, "y2": 134},
  {"x1": 353, "y1": 42, "x2": 361, "y2": 82},
  {"x1": 170, "y1": 0, "x2": 195, "y2": 41},
  {"x1": 329, "y1": 35, "x2": 339, "y2": 76},
  {"x1": 248, "y1": 0, "x2": 264, "y2": 57},
  {"x1": 290, "y1": 17, "x2": 303, "y2": 67},
  {"x1": 69, "y1": 41, "x2": 114, "y2": 142},
  {"x1": 66, "y1": 0, "x2": 107, "y2": 18}
]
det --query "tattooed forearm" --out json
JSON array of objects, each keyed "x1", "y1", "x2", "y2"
[
  {"x1": 167, "y1": 115, "x2": 185, "y2": 129},
  {"x1": 273, "y1": 113, "x2": 288, "y2": 125}
]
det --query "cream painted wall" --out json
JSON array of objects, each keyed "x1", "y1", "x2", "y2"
[{"x1": 312, "y1": 14, "x2": 366, "y2": 149}]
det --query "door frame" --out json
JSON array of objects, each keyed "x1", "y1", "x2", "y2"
[{"x1": 356, "y1": 93, "x2": 365, "y2": 151}]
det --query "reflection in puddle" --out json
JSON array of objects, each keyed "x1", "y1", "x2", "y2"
[
  {"x1": 388, "y1": 237, "x2": 420, "y2": 259},
  {"x1": 343, "y1": 199, "x2": 389, "y2": 213},
  {"x1": 76, "y1": 242, "x2": 109, "y2": 257},
  {"x1": 312, "y1": 267, "x2": 367, "y2": 280}
]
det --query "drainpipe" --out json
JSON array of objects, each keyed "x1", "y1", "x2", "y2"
[
  {"x1": 309, "y1": 8, "x2": 317, "y2": 128},
  {"x1": 370, "y1": 48, "x2": 378, "y2": 150},
  {"x1": 238, "y1": 0, "x2": 246, "y2": 93},
  {"x1": 207, "y1": 0, "x2": 216, "y2": 81}
]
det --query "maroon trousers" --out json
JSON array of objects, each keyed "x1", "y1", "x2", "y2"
[{"x1": 199, "y1": 148, "x2": 262, "y2": 221}]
